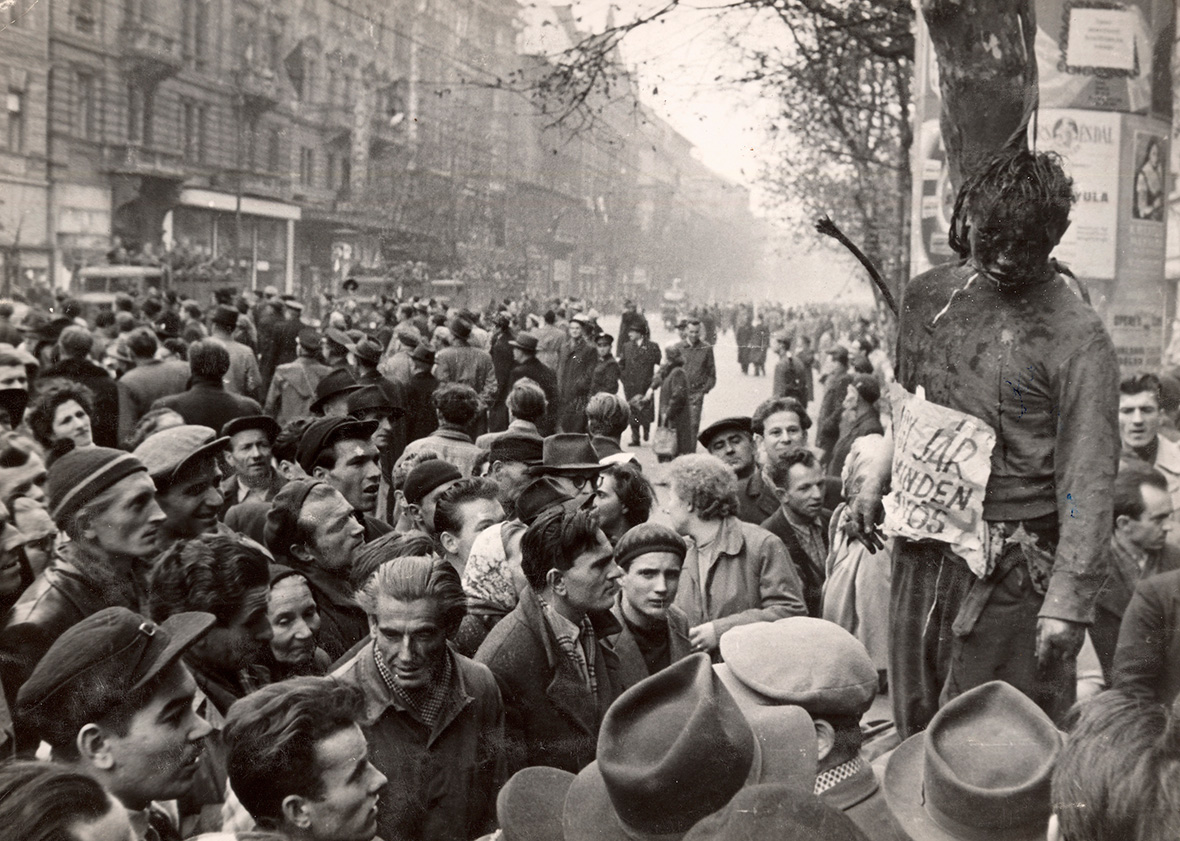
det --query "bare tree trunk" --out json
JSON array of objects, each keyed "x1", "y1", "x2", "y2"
[{"x1": 921, "y1": 0, "x2": 1036, "y2": 191}]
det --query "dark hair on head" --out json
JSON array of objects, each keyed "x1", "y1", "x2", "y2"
[
  {"x1": 1052, "y1": 689, "x2": 1180, "y2": 841},
  {"x1": 1113, "y1": 467, "x2": 1169, "y2": 525},
  {"x1": 752, "y1": 397, "x2": 812, "y2": 435},
  {"x1": 94, "y1": 310, "x2": 116, "y2": 329},
  {"x1": 163, "y1": 338, "x2": 188, "y2": 360},
  {"x1": 766, "y1": 445, "x2": 819, "y2": 490},
  {"x1": 141, "y1": 299, "x2": 163, "y2": 318},
  {"x1": 224, "y1": 676, "x2": 367, "y2": 828},
  {"x1": 0, "y1": 760, "x2": 117, "y2": 841},
  {"x1": 17, "y1": 658, "x2": 177, "y2": 761},
  {"x1": 586, "y1": 393, "x2": 630, "y2": 438},
  {"x1": 507, "y1": 378, "x2": 547, "y2": 423},
  {"x1": 148, "y1": 533, "x2": 271, "y2": 626},
  {"x1": 601, "y1": 462, "x2": 654, "y2": 530},
  {"x1": 351, "y1": 529, "x2": 435, "y2": 593},
  {"x1": 434, "y1": 477, "x2": 501, "y2": 539},
  {"x1": 61, "y1": 299, "x2": 84, "y2": 320},
  {"x1": 433, "y1": 383, "x2": 480, "y2": 426},
  {"x1": 1120, "y1": 372, "x2": 1162, "y2": 403},
  {"x1": 521, "y1": 506, "x2": 603, "y2": 591},
  {"x1": 274, "y1": 416, "x2": 316, "y2": 465},
  {"x1": 26, "y1": 379, "x2": 95, "y2": 449},
  {"x1": 126, "y1": 326, "x2": 159, "y2": 359},
  {"x1": 188, "y1": 339, "x2": 230, "y2": 381},
  {"x1": 544, "y1": 310, "x2": 556, "y2": 324},
  {"x1": 947, "y1": 148, "x2": 1075, "y2": 271},
  {"x1": 59, "y1": 326, "x2": 93, "y2": 359},
  {"x1": 355, "y1": 555, "x2": 467, "y2": 636},
  {"x1": 0, "y1": 303, "x2": 12, "y2": 319},
  {"x1": 183, "y1": 302, "x2": 203, "y2": 320}
]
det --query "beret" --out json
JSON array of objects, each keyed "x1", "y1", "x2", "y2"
[
  {"x1": 403, "y1": 459, "x2": 463, "y2": 505},
  {"x1": 718, "y1": 617, "x2": 876, "y2": 717},
  {"x1": 614, "y1": 523, "x2": 687, "y2": 569}
]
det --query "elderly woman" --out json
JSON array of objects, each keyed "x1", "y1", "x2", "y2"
[
  {"x1": 661, "y1": 453, "x2": 807, "y2": 655},
  {"x1": 592, "y1": 462, "x2": 654, "y2": 545},
  {"x1": 26, "y1": 379, "x2": 96, "y2": 452},
  {"x1": 264, "y1": 566, "x2": 332, "y2": 679}
]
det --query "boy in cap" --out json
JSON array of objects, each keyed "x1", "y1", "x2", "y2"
[
  {"x1": 264, "y1": 327, "x2": 333, "y2": 425},
  {"x1": 216, "y1": 676, "x2": 387, "y2": 841},
  {"x1": 265, "y1": 480, "x2": 369, "y2": 661},
  {"x1": 14, "y1": 606, "x2": 215, "y2": 841},
  {"x1": 0, "y1": 447, "x2": 165, "y2": 744},
  {"x1": 609, "y1": 523, "x2": 692, "y2": 688},
  {"x1": 718, "y1": 618, "x2": 907, "y2": 841},
  {"x1": 133, "y1": 425, "x2": 230, "y2": 547}
]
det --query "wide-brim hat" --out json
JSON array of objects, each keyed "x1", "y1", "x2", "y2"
[
  {"x1": 563, "y1": 654, "x2": 755, "y2": 841},
  {"x1": 309, "y1": 369, "x2": 361, "y2": 414},
  {"x1": 515, "y1": 476, "x2": 576, "y2": 525},
  {"x1": 532, "y1": 434, "x2": 604, "y2": 475},
  {"x1": 498, "y1": 767, "x2": 575, "y2": 841},
  {"x1": 698, "y1": 416, "x2": 753, "y2": 449},
  {"x1": 221, "y1": 414, "x2": 281, "y2": 442},
  {"x1": 351, "y1": 337, "x2": 383, "y2": 366},
  {"x1": 510, "y1": 333, "x2": 539, "y2": 353},
  {"x1": 324, "y1": 327, "x2": 353, "y2": 351},
  {"x1": 883, "y1": 681, "x2": 1060, "y2": 841}
]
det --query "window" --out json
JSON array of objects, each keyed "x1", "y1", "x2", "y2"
[
  {"x1": 326, "y1": 153, "x2": 337, "y2": 188},
  {"x1": 267, "y1": 128, "x2": 279, "y2": 173},
  {"x1": 299, "y1": 146, "x2": 314, "y2": 186},
  {"x1": 182, "y1": 0, "x2": 210, "y2": 70},
  {"x1": 181, "y1": 101, "x2": 207, "y2": 162},
  {"x1": 303, "y1": 56, "x2": 316, "y2": 102},
  {"x1": 73, "y1": 0, "x2": 95, "y2": 33},
  {"x1": 5, "y1": 90, "x2": 23, "y2": 151},
  {"x1": 75, "y1": 72, "x2": 95, "y2": 140},
  {"x1": 127, "y1": 84, "x2": 153, "y2": 145}
]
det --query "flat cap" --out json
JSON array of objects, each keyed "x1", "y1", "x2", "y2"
[
  {"x1": 133, "y1": 425, "x2": 229, "y2": 487},
  {"x1": 296, "y1": 417, "x2": 378, "y2": 474},
  {"x1": 697, "y1": 416, "x2": 752, "y2": 448},
  {"x1": 718, "y1": 617, "x2": 877, "y2": 717},
  {"x1": 221, "y1": 414, "x2": 281, "y2": 442}
]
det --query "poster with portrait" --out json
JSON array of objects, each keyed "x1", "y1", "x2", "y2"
[{"x1": 1131, "y1": 130, "x2": 1167, "y2": 222}]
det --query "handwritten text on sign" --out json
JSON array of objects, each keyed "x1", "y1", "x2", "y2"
[{"x1": 882, "y1": 383, "x2": 996, "y2": 577}]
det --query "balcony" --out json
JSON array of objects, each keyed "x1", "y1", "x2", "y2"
[
  {"x1": 310, "y1": 102, "x2": 353, "y2": 136},
  {"x1": 102, "y1": 144, "x2": 187, "y2": 180},
  {"x1": 237, "y1": 65, "x2": 280, "y2": 114},
  {"x1": 120, "y1": 21, "x2": 183, "y2": 83},
  {"x1": 239, "y1": 172, "x2": 291, "y2": 200}
]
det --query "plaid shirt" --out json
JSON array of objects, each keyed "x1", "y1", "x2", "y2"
[
  {"x1": 537, "y1": 595, "x2": 598, "y2": 695},
  {"x1": 373, "y1": 639, "x2": 455, "y2": 731}
]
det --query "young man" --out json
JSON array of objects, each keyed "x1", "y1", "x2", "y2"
[
  {"x1": 680, "y1": 317, "x2": 717, "y2": 445},
  {"x1": 433, "y1": 477, "x2": 505, "y2": 580},
  {"x1": 401, "y1": 459, "x2": 463, "y2": 538},
  {"x1": 397, "y1": 383, "x2": 485, "y2": 477},
  {"x1": 338, "y1": 555, "x2": 506, "y2": 841},
  {"x1": 220, "y1": 415, "x2": 285, "y2": 514},
  {"x1": 849, "y1": 148, "x2": 1119, "y2": 735},
  {"x1": 752, "y1": 397, "x2": 813, "y2": 465},
  {"x1": 266, "y1": 480, "x2": 369, "y2": 661},
  {"x1": 15, "y1": 606, "x2": 215, "y2": 841},
  {"x1": 133, "y1": 425, "x2": 230, "y2": 547},
  {"x1": 589, "y1": 333, "x2": 620, "y2": 397},
  {"x1": 0, "y1": 447, "x2": 165, "y2": 743},
  {"x1": 1118, "y1": 373, "x2": 1180, "y2": 546},
  {"x1": 297, "y1": 416, "x2": 390, "y2": 540},
  {"x1": 218, "y1": 676, "x2": 387, "y2": 841},
  {"x1": 761, "y1": 446, "x2": 831, "y2": 618},
  {"x1": 475, "y1": 506, "x2": 623, "y2": 773},
  {"x1": 699, "y1": 416, "x2": 777, "y2": 525},
  {"x1": 149, "y1": 533, "x2": 274, "y2": 715},
  {"x1": 608, "y1": 522, "x2": 692, "y2": 688}
]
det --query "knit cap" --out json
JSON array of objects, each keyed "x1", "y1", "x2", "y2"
[{"x1": 47, "y1": 446, "x2": 148, "y2": 529}]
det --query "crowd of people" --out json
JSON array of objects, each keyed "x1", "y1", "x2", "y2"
[{"x1": 0, "y1": 145, "x2": 1178, "y2": 841}]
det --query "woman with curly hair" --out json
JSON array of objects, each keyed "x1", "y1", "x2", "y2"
[
  {"x1": 26, "y1": 379, "x2": 96, "y2": 452},
  {"x1": 661, "y1": 453, "x2": 807, "y2": 656}
]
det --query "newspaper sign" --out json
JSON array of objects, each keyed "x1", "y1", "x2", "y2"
[{"x1": 882, "y1": 383, "x2": 996, "y2": 577}]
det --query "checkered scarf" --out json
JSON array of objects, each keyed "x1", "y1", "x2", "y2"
[
  {"x1": 373, "y1": 639, "x2": 454, "y2": 730},
  {"x1": 537, "y1": 595, "x2": 598, "y2": 695}
]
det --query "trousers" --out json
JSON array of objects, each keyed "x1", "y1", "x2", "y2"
[{"x1": 889, "y1": 520, "x2": 1076, "y2": 739}]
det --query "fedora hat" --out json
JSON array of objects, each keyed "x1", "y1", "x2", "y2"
[
  {"x1": 683, "y1": 784, "x2": 869, "y2": 841},
  {"x1": 533, "y1": 434, "x2": 603, "y2": 475},
  {"x1": 350, "y1": 337, "x2": 383, "y2": 366},
  {"x1": 515, "y1": 476, "x2": 575, "y2": 525},
  {"x1": 510, "y1": 333, "x2": 539, "y2": 353},
  {"x1": 309, "y1": 369, "x2": 361, "y2": 414},
  {"x1": 498, "y1": 767, "x2": 575, "y2": 841},
  {"x1": 883, "y1": 681, "x2": 1061, "y2": 841},
  {"x1": 562, "y1": 653, "x2": 755, "y2": 841}
]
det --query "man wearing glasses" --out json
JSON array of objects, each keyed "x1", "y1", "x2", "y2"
[{"x1": 527, "y1": 433, "x2": 606, "y2": 504}]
